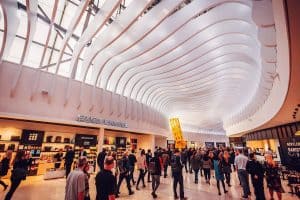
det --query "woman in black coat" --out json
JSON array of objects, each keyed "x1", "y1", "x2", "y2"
[
  {"x1": 4, "y1": 150, "x2": 30, "y2": 200},
  {"x1": 0, "y1": 150, "x2": 13, "y2": 190}
]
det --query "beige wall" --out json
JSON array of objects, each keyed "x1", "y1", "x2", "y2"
[{"x1": 154, "y1": 135, "x2": 167, "y2": 149}]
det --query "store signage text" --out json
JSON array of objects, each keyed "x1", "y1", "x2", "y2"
[{"x1": 76, "y1": 115, "x2": 128, "y2": 128}]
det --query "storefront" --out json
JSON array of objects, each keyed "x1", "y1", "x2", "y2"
[
  {"x1": 244, "y1": 121, "x2": 300, "y2": 170},
  {"x1": 0, "y1": 118, "x2": 155, "y2": 178}
]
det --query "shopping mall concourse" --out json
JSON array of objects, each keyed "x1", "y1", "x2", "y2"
[{"x1": 0, "y1": 0, "x2": 299, "y2": 200}]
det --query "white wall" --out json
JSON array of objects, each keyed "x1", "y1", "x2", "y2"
[
  {"x1": 0, "y1": 61, "x2": 169, "y2": 136},
  {"x1": 175, "y1": 131, "x2": 230, "y2": 147}
]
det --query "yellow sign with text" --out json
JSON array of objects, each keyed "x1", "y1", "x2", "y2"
[{"x1": 169, "y1": 118, "x2": 186, "y2": 149}]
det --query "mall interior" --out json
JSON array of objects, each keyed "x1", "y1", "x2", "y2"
[{"x1": 0, "y1": 0, "x2": 299, "y2": 200}]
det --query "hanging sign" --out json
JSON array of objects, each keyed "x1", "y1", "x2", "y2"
[{"x1": 169, "y1": 118, "x2": 186, "y2": 149}]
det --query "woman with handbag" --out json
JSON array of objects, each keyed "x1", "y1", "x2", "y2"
[
  {"x1": 5, "y1": 150, "x2": 30, "y2": 200},
  {"x1": 222, "y1": 151, "x2": 232, "y2": 187}
]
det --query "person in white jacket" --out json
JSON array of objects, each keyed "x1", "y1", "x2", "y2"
[{"x1": 136, "y1": 149, "x2": 147, "y2": 190}]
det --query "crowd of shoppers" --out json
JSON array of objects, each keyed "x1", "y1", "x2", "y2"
[{"x1": 0, "y1": 145, "x2": 287, "y2": 200}]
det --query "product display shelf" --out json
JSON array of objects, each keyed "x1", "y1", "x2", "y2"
[
  {"x1": 0, "y1": 140, "x2": 20, "y2": 143},
  {"x1": 74, "y1": 146, "x2": 97, "y2": 173}
]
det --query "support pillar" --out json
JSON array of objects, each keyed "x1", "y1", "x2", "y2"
[{"x1": 95, "y1": 127, "x2": 105, "y2": 172}]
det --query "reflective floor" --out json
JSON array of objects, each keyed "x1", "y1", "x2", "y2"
[{"x1": 0, "y1": 169, "x2": 297, "y2": 200}]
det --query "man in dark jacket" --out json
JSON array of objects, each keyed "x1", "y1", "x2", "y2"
[
  {"x1": 97, "y1": 148, "x2": 107, "y2": 171},
  {"x1": 246, "y1": 153, "x2": 266, "y2": 200},
  {"x1": 64, "y1": 146, "x2": 75, "y2": 178},
  {"x1": 171, "y1": 149, "x2": 187, "y2": 200},
  {"x1": 150, "y1": 152, "x2": 162, "y2": 198},
  {"x1": 145, "y1": 149, "x2": 152, "y2": 182},
  {"x1": 180, "y1": 149, "x2": 188, "y2": 173},
  {"x1": 190, "y1": 151, "x2": 202, "y2": 183},
  {"x1": 116, "y1": 152, "x2": 134, "y2": 197},
  {"x1": 128, "y1": 150, "x2": 137, "y2": 185}
]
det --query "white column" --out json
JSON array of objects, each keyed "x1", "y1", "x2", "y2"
[
  {"x1": 149, "y1": 134, "x2": 155, "y2": 153},
  {"x1": 95, "y1": 127, "x2": 105, "y2": 172}
]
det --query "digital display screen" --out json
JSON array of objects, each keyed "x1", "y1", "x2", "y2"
[
  {"x1": 21, "y1": 130, "x2": 44, "y2": 146},
  {"x1": 75, "y1": 134, "x2": 97, "y2": 147}
]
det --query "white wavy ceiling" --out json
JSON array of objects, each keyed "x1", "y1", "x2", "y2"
[{"x1": 0, "y1": 0, "x2": 278, "y2": 134}]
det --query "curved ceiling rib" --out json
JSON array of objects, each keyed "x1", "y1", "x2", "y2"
[
  {"x1": 130, "y1": 45, "x2": 258, "y2": 101},
  {"x1": 80, "y1": 0, "x2": 154, "y2": 82},
  {"x1": 114, "y1": 21, "x2": 257, "y2": 95},
  {"x1": 98, "y1": 1, "x2": 251, "y2": 90},
  {"x1": 11, "y1": 0, "x2": 38, "y2": 97},
  {"x1": 136, "y1": 54, "x2": 259, "y2": 103},
  {"x1": 54, "y1": 0, "x2": 90, "y2": 74},
  {"x1": 0, "y1": 0, "x2": 19, "y2": 63},
  {"x1": 109, "y1": 3, "x2": 254, "y2": 94},
  {"x1": 88, "y1": 0, "x2": 184, "y2": 85},
  {"x1": 69, "y1": 0, "x2": 122, "y2": 78}
]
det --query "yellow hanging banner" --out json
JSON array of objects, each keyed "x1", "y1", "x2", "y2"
[{"x1": 169, "y1": 118, "x2": 186, "y2": 149}]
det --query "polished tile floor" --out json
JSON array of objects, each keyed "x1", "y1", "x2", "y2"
[{"x1": 0, "y1": 169, "x2": 297, "y2": 200}]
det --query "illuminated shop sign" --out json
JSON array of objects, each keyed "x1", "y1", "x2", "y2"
[{"x1": 76, "y1": 115, "x2": 128, "y2": 128}]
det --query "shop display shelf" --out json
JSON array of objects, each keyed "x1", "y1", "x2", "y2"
[
  {"x1": 0, "y1": 140, "x2": 20, "y2": 143},
  {"x1": 43, "y1": 142, "x2": 73, "y2": 145}
]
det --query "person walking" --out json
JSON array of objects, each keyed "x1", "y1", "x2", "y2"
[
  {"x1": 64, "y1": 146, "x2": 75, "y2": 178},
  {"x1": 229, "y1": 148, "x2": 236, "y2": 171},
  {"x1": 65, "y1": 157, "x2": 89, "y2": 200},
  {"x1": 171, "y1": 149, "x2": 187, "y2": 200},
  {"x1": 136, "y1": 149, "x2": 146, "y2": 190},
  {"x1": 180, "y1": 149, "x2": 188, "y2": 173},
  {"x1": 4, "y1": 150, "x2": 30, "y2": 200},
  {"x1": 0, "y1": 150, "x2": 12, "y2": 190},
  {"x1": 96, "y1": 156, "x2": 117, "y2": 200},
  {"x1": 202, "y1": 152, "x2": 212, "y2": 184},
  {"x1": 190, "y1": 151, "x2": 201, "y2": 184},
  {"x1": 83, "y1": 160, "x2": 90, "y2": 200},
  {"x1": 187, "y1": 148, "x2": 193, "y2": 173},
  {"x1": 162, "y1": 149, "x2": 170, "y2": 178},
  {"x1": 116, "y1": 152, "x2": 134, "y2": 197},
  {"x1": 128, "y1": 150, "x2": 137, "y2": 185},
  {"x1": 145, "y1": 149, "x2": 152, "y2": 182},
  {"x1": 222, "y1": 151, "x2": 232, "y2": 187},
  {"x1": 149, "y1": 152, "x2": 162, "y2": 198},
  {"x1": 213, "y1": 152, "x2": 228, "y2": 196},
  {"x1": 246, "y1": 153, "x2": 266, "y2": 200},
  {"x1": 97, "y1": 148, "x2": 107, "y2": 171},
  {"x1": 234, "y1": 149, "x2": 250, "y2": 199},
  {"x1": 264, "y1": 154, "x2": 284, "y2": 200}
]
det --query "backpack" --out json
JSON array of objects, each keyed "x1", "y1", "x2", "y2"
[
  {"x1": 117, "y1": 159, "x2": 127, "y2": 174},
  {"x1": 148, "y1": 158, "x2": 158, "y2": 174},
  {"x1": 171, "y1": 155, "x2": 181, "y2": 173}
]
